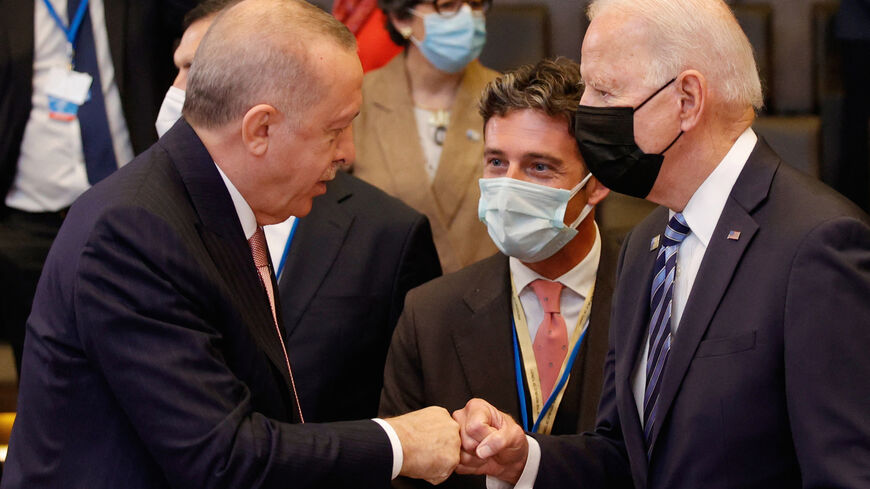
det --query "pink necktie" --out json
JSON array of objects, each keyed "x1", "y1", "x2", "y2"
[
  {"x1": 530, "y1": 279, "x2": 568, "y2": 401},
  {"x1": 249, "y1": 227, "x2": 304, "y2": 422}
]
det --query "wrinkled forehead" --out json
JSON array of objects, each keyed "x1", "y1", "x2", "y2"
[{"x1": 580, "y1": 12, "x2": 653, "y2": 91}]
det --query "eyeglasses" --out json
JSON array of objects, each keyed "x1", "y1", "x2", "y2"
[{"x1": 419, "y1": 0, "x2": 491, "y2": 17}]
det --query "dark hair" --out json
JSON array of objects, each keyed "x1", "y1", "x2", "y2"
[
  {"x1": 479, "y1": 57, "x2": 585, "y2": 134},
  {"x1": 183, "y1": 0, "x2": 242, "y2": 29},
  {"x1": 378, "y1": 0, "x2": 493, "y2": 47}
]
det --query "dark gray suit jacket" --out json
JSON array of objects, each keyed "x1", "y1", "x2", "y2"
[
  {"x1": 381, "y1": 233, "x2": 620, "y2": 489},
  {"x1": 281, "y1": 171, "x2": 442, "y2": 423},
  {"x1": 534, "y1": 139, "x2": 870, "y2": 489},
  {"x1": 2, "y1": 121, "x2": 393, "y2": 489}
]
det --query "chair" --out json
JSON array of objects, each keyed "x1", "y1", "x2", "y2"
[{"x1": 479, "y1": 3, "x2": 551, "y2": 72}]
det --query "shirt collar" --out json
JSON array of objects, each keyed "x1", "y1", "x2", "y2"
[
  {"x1": 675, "y1": 127, "x2": 757, "y2": 246},
  {"x1": 214, "y1": 162, "x2": 258, "y2": 240},
  {"x1": 509, "y1": 223, "x2": 601, "y2": 298}
]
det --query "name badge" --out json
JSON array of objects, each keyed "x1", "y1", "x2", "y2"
[{"x1": 45, "y1": 67, "x2": 93, "y2": 122}]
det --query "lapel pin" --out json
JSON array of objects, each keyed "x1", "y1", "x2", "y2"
[
  {"x1": 466, "y1": 129, "x2": 481, "y2": 141},
  {"x1": 650, "y1": 235, "x2": 661, "y2": 251},
  {"x1": 727, "y1": 230, "x2": 741, "y2": 241}
]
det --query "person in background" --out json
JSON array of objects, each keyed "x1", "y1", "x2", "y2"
[
  {"x1": 352, "y1": 0, "x2": 498, "y2": 273},
  {"x1": 452, "y1": 0, "x2": 870, "y2": 488},
  {"x1": 380, "y1": 58, "x2": 616, "y2": 489},
  {"x1": 2, "y1": 1, "x2": 460, "y2": 487},
  {"x1": 0, "y1": 0, "x2": 196, "y2": 373},
  {"x1": 156, "y1": 0, "x2": 443, "y2": 423}
]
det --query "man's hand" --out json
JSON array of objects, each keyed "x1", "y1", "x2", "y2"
[
  {"x1": 452, "y1": 398, "x2": 529, "y2": 485},
  {"x1": 385, "y1": 406, "x2": 460, "y2": 485}
]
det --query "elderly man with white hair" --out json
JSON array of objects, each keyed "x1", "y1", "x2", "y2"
[{"x1": 449, "y1": 0, "x2": 870, "y2": 488}]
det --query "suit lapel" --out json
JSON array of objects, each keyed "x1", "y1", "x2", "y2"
[
  {"x1": 278, "y1": 176, "x2": 353, "y2": 338},
  {"x1": 613, "y1": 208, "x2": 668, "y2": 478},
  {"x1": 647, "y1": 140, "x2": 776, "y2": 452},
  {"x1": 430, "y1": 61, "x2": 488, "y2": 226},
  {"x1": 160, "y1": 121, "x2": 296, "y2": 399},
  {"x1": 366, "y1": 57, "x2": 442, "y2": 224},
  {"x1": 102, "y1": 0, "x2": 126, "y2": 94},
  {"x1": 451, "y1": 255, "x2": 520, "y2": 417}
]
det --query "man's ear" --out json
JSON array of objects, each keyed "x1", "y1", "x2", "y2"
[
  {"x1": 585, "y1": 174, "x2": 610, "y2": 206},
  {"x1": 241, "y1": 104, "x2": 279, "y2": 156},
  {"x1": 676, "y1": 70, "x2": 706, "y2": 132}
]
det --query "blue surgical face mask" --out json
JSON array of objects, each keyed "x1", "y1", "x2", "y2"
[
  {"x1": 478, "y1": 173, "x2": 594, "y2": 263},
  {"x1": 410, "y1": 4, "x2": 486, "y2": 74}
]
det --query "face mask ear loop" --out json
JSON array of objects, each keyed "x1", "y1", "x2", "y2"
[
  {"x1": 659, "y1": 130, "x2": 683, "y2": 155},
  {"x1": 568, "y1": 171, "x2": 594, "y2": 198},
  {"x1": 565, "y1": 172, "x2": 595, "y2": 228},
  {"x1": 634, "y1": 77, "x2": 677, "y2": 112}
]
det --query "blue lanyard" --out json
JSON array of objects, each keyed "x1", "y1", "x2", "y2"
[
  {"x1": 43, "y1": 0, "x2": 90, "y2": 51},
  {"x1": 512, "y1": 319, "x2": 588, "y2": 433},
  {"x1": 275, "y1": 217, "x2": 300, "y2": 280}
]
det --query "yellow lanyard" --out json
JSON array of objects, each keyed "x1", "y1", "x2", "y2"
[{"x1": 510, "y1": 275, "x2": 595, "y2": 434}]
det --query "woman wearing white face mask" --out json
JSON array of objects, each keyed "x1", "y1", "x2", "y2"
[{"x1": 351, "y1": 0, "x2": 498, "y2": 274}]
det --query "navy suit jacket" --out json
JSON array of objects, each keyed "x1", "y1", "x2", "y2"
[
  {"x1": 2, "y1": 121, "x2": 393, "y2": 489},
  {"x1": 281, "y1": 171, "x2": 442, "y2": 423},
  {"x1": 533, "y1": 139, "x2": 870, "y2": 489}
]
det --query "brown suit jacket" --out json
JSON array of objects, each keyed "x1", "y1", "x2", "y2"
[
  {"x1": 351, "y1": 55, "x2": 499, "y2": 273},
  {"x1": 380, "y1": 231, "x2": 621, "y2": 489}
]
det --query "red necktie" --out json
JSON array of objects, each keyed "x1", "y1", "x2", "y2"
[
  {"x1": 249, "y1": 227, "x2": 304, "y2": 422},
  {"x1": 530, "y1": 279, "x2": 568, "y2": 400}
]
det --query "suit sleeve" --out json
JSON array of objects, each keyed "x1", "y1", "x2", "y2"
[
  {"x1": 784, "y1": 216, "x2": 870, "y2": 488},
  {"x1": 74, "y1": 207, "x2": 392, "y2": 489},
  {"x1": 388, "y1": 214, "x2": 442, "y2": 329},
  {"x1": 379, "y1": 290, "x2": 436, "y2": 489},
  {"x1": 532, "y1": 232, "x2": 634, "y2": 489}
]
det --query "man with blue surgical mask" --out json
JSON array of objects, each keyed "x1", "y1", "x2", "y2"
[{"x1": 379, "y1": 58, "x2": 616, "y2": 489}]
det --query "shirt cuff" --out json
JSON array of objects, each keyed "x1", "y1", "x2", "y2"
[
  {"x1": 372, "y1": 418, "x2": 403, "y2": 480},
  {"x1": 485, "y1": 435, "x2": 540, "y2": 489}
]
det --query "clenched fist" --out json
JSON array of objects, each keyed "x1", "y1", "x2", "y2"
[{"x1": 385, "y1": 406, "x2": 461, "y2": 485}]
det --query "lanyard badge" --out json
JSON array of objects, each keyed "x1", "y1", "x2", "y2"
[
  {"x1": 510, "y1": 276, "x2": 595, "y2": 435},
  {"x1": 43, "y1": 0, "x2": 94, "y2": 122}
]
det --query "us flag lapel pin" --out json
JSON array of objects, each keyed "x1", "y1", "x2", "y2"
[
  {"x1": 650, "y1": 235, "x2": 661, "y2": 251},
  {"x1": 727, "y1": 230, "x2": 741, "y2": 240}
]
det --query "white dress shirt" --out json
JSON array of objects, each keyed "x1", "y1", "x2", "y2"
[
  {"x1": 7, "y1": 0, "x2": 133, "y2": 212},
  {"x1": 263, "y1": 216, "x2": 298, "y2": 277},
  {"x1": 214, "y1": 163, "x2": 403, "y2": 479},
  {"x1": 509, "y1": 224, "x2": 601, "y2": 341},
  {"x1": 488, "y1": 224, "x2": 601, "y2": 489},
  {"x1": 499, "y1": 128, "x2": 759, "y2": 489}
]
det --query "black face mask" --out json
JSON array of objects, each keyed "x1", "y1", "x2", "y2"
[{"x1": 574, "y1": 78, "x2": 683, "y2": 198}]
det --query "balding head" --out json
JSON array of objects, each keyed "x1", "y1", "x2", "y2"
[
  {"x1": 587, "y1": 0, "x2": 762, "y2": 112},
  {"x1": 184, "y1": 0, "x2": 357, "y2": 129}
]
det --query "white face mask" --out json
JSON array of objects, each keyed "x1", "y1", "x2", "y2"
[
  {"x1": 155, "y1": 86, "x2": 186, "y2": 138},
  {"x1": 478, "y1": 173, "x2": 593, "y2": 263}
]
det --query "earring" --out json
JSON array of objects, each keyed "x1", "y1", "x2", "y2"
[{"x1": 399, "y1": 26, "x2": 412, "y2": 39}]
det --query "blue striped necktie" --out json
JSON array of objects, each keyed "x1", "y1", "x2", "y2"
[
  {"x1": 69, "y1": 0, "x2": 117, "y2": 184},
  {"x1": 643, "y1": 212, "x2": 690, "y2": 457}
]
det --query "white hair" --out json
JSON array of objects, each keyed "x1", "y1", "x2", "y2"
[{"x1": 588, "y1": 0, "x2": 763, "y2": 110}]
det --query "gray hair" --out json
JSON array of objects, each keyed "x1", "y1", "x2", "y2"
[
  {"x1": 184, "y1": 0, "x2": 357, "y2": 129},
  {"x1": 479, "y1": 57, "x2": 584, "y2": 135},
  {"x1": 587, "y1": 0, "x2": 763, "y2": 110}
]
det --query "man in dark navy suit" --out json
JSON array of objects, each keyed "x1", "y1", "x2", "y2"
[
  {"x1": 451, "y1": 1, "x2": 870, "y2": 488},
  {"x1": 2, "y1": 1, "x2": 459, "y2": 487},
  {"x1": 155, "y1": 0, "x2": 443, "y2": 424}
]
